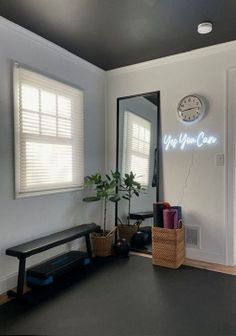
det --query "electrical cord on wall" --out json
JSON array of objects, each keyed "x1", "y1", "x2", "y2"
[{"x1": 178, "y1": 148, "x2": 195, "y2": 205}]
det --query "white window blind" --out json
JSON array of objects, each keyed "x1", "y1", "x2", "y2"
[
  {"x1": 122, "y1": 111, "x2": 151, "y2": 186},
  {"x1": 14, "y1": 64, "x2": 84, "y2": 197}
]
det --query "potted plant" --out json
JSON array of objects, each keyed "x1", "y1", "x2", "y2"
[
  {"x1": 118, "y1": 171, "x2": 144, "y2": 242},
  {"x1": 83, "y1": 171, "x2": 120, "y2": 257}
]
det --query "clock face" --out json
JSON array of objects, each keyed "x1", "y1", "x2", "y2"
[{"x1": 177, "y1": 95, "x2": 204, "y2": 123}]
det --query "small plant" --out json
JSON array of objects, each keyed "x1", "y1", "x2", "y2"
[
  {"x1": 119, "y1": 171, "x2": 144, "y2": 225},
  {"x1": 83, "y1": 171, "x2": 120, "y2": 235}
]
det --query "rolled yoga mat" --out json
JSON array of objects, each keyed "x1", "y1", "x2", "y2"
[
  {"x1": 171, "y1": 206, "x2": 182, "y2": 221},
  {"x1": 163, "y1": 209, "x2": 178, "y2": 229},
  {"x1": 153, "y1": 202, "x2": 164, "y2": 227},
  {"x1": 163, "y1": 202, "x2": 171, "y2": 209}
]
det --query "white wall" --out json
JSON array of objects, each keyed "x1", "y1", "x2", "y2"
[
  {"x1": 106, "y1": 42, "x2": 236, "y2": 266},
  {"x1": 0, "y1": 17, "x2": 106, "y2": 294},
  {"x1": 226, "y1": 68, "x2": 236, "y2": 266}
]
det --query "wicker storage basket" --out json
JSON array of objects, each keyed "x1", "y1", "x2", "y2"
[
  {"x1": 91, "y1": 227, "x2": 116, "y2": 257},
  {"x1": 152, "y1": 227, "x2": 185, "y2": 269},
  {"x1": 118, "y1": 224, "x2": 138, "y2": 242}
]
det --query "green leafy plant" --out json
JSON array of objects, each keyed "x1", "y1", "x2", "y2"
[
  {"x1": 119, "y1": 171, "x2": 144, "y2": 225},
  {"x1": 83, "y1": 171, "x2": 120, "y2": 235}
]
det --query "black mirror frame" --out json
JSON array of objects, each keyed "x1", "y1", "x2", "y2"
[{"x1": 115, "y1": 91, "x2": 161, "y2": 227}]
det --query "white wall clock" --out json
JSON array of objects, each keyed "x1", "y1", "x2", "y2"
[{"x1": 177, "y1": 95, "x2": 205, "y2": 123}]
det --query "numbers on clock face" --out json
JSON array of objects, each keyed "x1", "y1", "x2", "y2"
[{"x1": 177, "y1": 95, "x2": 203, "y2": 123}]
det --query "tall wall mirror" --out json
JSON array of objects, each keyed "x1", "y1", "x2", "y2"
[{"x1": 116, "y1": 91, "x2": 160, "y2": 254}]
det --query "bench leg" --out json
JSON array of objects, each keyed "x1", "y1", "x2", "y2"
[
  {"x1": 7, "y1": 258, "x2": 26, "y2": 298},
  {"x1": 85, "y1": 234, "x2": 92, "y2": 258}
]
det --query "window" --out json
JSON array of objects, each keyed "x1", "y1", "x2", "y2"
[
  {"x1": 122, "y1": 111, "x2": 151, "y2": 186},
  {"x1": 14, "y1": 64, "x2": 84, "y2": 197}
]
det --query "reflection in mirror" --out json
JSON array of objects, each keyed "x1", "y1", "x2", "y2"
[{"x1": 116, "y1": 92, "x2": 160, "y2": 254}]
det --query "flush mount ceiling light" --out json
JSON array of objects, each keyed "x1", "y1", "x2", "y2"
[{"x1": 197, "y1": 22, "x2": 213, "y2": 34}]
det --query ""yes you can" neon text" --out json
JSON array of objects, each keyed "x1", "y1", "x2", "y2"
[{"x1": 163, "y1": 132, "x2": 217, "y2": 151}]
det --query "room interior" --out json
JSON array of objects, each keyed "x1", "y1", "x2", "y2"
[{"x1": 1, "y1": 1, "x2": 236, "y2": 335}]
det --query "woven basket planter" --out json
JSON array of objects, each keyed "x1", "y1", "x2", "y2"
[
  {"x1": 152, "y1": 227, "x2": 185, "y2": 269},
  {"x1": 118, "y1": 224, "x2": 138, "y2": 242},
  {"x1": 91, "y1": 227, "x2": 116, "y2": 257}
]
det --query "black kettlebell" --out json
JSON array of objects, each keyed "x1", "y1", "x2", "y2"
[
  {"x1": 113, "y1": 238, "x2": 130, "y2": 258},
  {"x1": 130, "y1": 231, "x2": 145, "y2": 248}
]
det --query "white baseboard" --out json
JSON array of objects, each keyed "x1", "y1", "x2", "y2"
[
  {"x1": 186, "y1": 247, "x2": 226, "y2": 265},
  {"x1": 0, "y1": 273, "x2": 17, "y2": 295}
]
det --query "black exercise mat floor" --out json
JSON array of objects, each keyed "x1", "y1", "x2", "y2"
[{"x1": 0, "y1": 255, "x2": 236, "y2": 336}]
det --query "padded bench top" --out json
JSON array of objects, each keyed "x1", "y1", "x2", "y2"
[
  {"x1": 6, "y1": 223, "x2": 99, "y2": 259},
  {"x1": 129, "y1": 211, "x2": 153, "y2": 220}
]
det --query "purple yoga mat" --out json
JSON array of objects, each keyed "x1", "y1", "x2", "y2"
[{"x1": 163, "y1": 209, "x2": 178, "y2": 229}]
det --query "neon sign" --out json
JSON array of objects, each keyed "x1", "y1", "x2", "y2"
[{"x1": 163, "y1": 131, "x2": 217, "y2": 151}]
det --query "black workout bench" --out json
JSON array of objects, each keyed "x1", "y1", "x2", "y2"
[
  {"x1": 129, "y1": 211, "x2": 153, "y2": 226},
  {"x1": 5, "y1": 223, "x2": 99, "y2": 298}
]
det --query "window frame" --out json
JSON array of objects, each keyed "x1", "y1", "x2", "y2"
[{"x1": 13, "y1": 63, "x2": 85, "y2": 199}]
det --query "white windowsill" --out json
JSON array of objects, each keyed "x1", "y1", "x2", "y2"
[{"x1": 15, "y1": 185, "x2": 84, "y2": 199}]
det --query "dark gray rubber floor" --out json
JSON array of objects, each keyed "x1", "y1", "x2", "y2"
[{"x1": 0, "y1": 255, "x2": 236, "y2": 336}]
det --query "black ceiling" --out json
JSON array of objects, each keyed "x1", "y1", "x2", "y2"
[{"x1": 0, "y1": 0, "x2": 236, "y2": 70}]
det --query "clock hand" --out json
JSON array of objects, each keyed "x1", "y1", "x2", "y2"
[{"x1": 181, "y1": 107, "x2": 199, "y2": 112}]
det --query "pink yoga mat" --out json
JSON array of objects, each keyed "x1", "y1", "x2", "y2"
[{"x1": 163, "y1": 209, "x2": 178, "y2": 229}]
